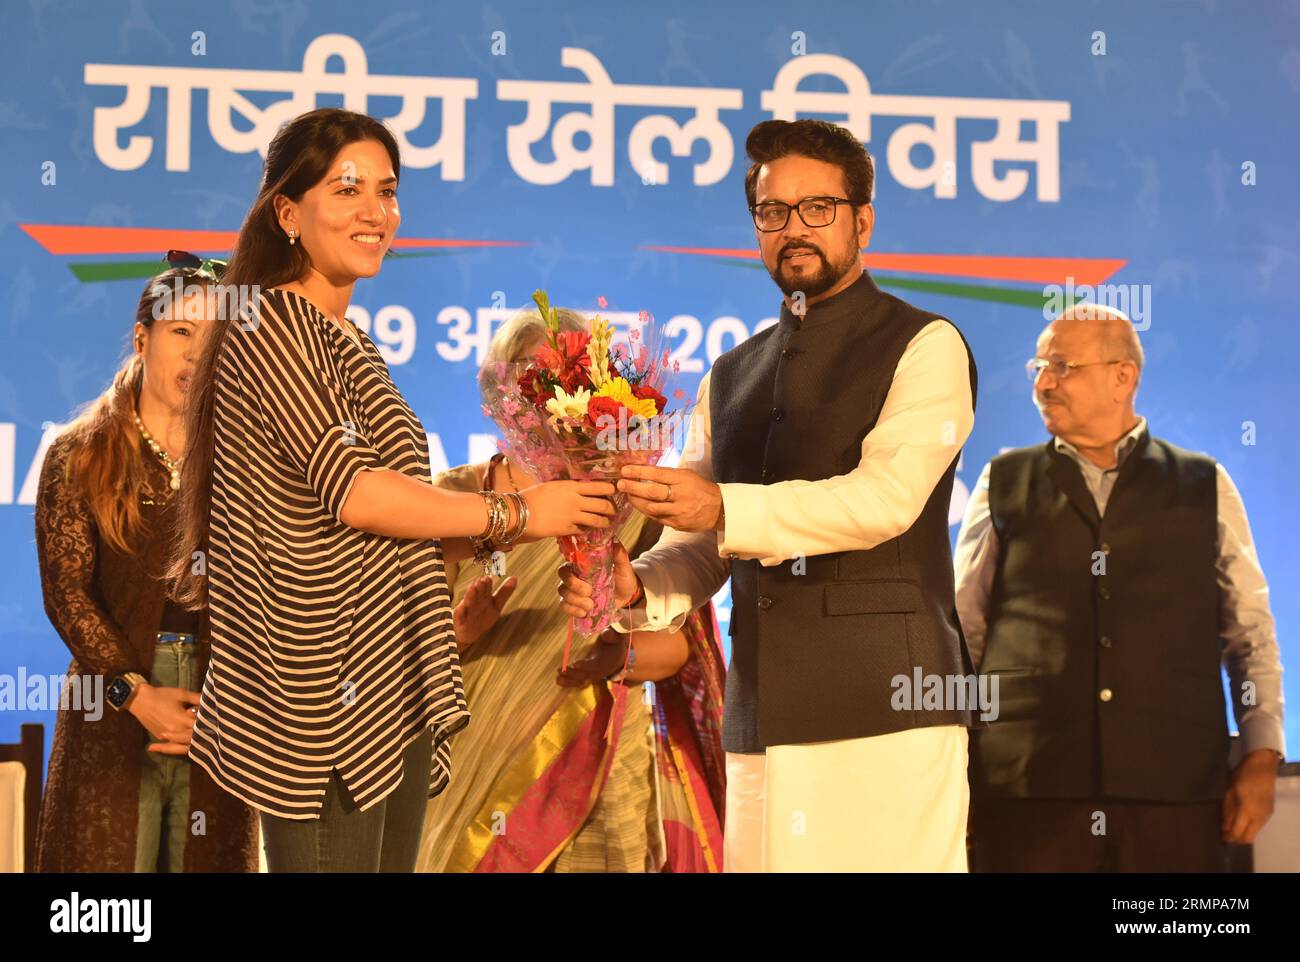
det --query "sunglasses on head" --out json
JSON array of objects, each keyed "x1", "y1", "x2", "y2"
[{"x1": 164, "y1": 250, "x2": 228, "y2": 281}]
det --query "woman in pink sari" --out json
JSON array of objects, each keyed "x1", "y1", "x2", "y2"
[{"x1": 416, "y1": 309, "x2": 726, "y2": 873}]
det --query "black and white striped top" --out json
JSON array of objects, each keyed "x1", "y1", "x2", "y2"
[{"x1": 188, "y1": 287, "x2": 469, "y2": 820}]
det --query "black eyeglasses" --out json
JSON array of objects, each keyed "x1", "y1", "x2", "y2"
[
  {"x1": 749, "y1": 196, "x2": 860, "y2": 232},
  {"x1": 164, "y1": 250, "x2": 228, "y2": 281}
]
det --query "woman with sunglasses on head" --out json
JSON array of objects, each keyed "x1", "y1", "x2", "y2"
[
  {"x1": 167, "y1": 107, "x2": 616, "y2": 873},
  {"x1": 34, "y1": 261, "x2": 258, "y2": 872}
]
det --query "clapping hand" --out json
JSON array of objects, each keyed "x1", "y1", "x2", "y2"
[{"x1": 453, "y1": 575, "x2": 518, "y2": 650}]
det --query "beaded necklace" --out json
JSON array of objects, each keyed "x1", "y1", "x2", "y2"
[{"x1": 132, "y1": 410, "x2": 182, "y2": 491}]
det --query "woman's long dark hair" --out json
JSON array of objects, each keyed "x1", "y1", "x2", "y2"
[
  {"x1": 167, "y1": 108, "x2": 401, "y2": 607},
  {"x1": 62, "y1": 268, "x2": 212, "y2": 554}
]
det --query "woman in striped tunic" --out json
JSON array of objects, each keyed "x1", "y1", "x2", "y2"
[{"x1": 166, "y1": 108, "x2": 616, "y2": 872}]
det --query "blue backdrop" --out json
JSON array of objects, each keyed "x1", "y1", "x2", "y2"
[{"x1": 2, "y1": 1, "x2": 1297, "y2": 763}]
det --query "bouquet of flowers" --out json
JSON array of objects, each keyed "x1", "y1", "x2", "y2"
[{"x1": 479, "y1": 290, "x2": 685, "y2": 667}]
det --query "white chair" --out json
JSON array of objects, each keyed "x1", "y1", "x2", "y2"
[{"x1": 0, "y1": 724, "x2": 43, "y2": 872}]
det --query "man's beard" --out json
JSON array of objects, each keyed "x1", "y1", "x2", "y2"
[{"x1": 768, "y1": 240, "x2": 859, "y2": 301}]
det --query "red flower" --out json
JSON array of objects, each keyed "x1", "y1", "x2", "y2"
[
  {"x1": 557, "y1": 329, "x2": 592, "y2": 360},
  {"x1": 631, "y1": 383, "x2": 667, "y2": 415},
  {"x1": 534, "y1": 331, "x2": 592, "y2": 394},
  {"x1": 518, "y1": 368, "x2": 554, "y2": 408},
  {"x1": 559, "y1": 363, "x2": 592, "y2": 394},
  {"x1": 532, "y1": 345, "x2": 563, "y2": 375},
  {"x1": 586, "y1": 395, "x2": 628, "y2": 429}
]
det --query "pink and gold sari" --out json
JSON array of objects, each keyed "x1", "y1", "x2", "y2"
[{"x1": 417, "y1": 463, "x2": 725, "y2": 873}]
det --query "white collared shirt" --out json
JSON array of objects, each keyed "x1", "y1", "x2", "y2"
[{"x1": 1051, "y1": 416, "x2": 1148, "y2": 515}]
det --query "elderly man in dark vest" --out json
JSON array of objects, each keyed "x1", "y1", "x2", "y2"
[
  {"x1": 954, "y1": 304, "x2": 1286, "y2": 872},
  {"x1": 559, "y1": 119, "x2": 981, "y2": 871}
]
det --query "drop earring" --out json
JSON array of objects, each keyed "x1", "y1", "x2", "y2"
[{"x1": 287, "y1": 228, "x2": 297, "y2": 246}]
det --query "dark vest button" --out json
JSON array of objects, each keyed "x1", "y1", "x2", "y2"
[
  {"x1": 1100, "y1": 635, "x2": 1113, "y2": 648},
  {"x1": 781, "y1": 348, "x2": 794, "y2": 359},
  {"x1": 772, "y1": 408, "x2": 785, "y2": 422},
  {"x1": 1098, "y1": 586, "x2": 1110, "y2": 600},
  {"x1": 757, "y1": 596, "x2": 773, "y2": 609}
]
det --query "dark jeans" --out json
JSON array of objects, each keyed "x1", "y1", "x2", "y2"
[
  {"x1": 259, "y1": 727, "x2": 433, "y2": 872},
  {"x1": 971, "y1": 795, "x2": 1228, "y2": 872}
]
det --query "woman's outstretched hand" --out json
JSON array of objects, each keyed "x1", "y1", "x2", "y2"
[{"x1": 518, "y1": 480, "x2": 616, "y2": 539}]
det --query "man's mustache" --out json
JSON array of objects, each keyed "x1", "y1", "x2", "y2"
[{"x1": 779, "y1": 243, "x2": 824, "y2": 260}]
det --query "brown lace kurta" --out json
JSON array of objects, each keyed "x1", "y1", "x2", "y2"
[{"x1": 33, "y1": 432, "x2": 258, "y2": 872}]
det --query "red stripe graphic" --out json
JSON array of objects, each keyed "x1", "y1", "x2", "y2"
[
  {"x1": 20, "y1": 224, "x2": 528, "y2": 255},
  {"x1": 640, "y1": 245, "x2": 1126, "y2": 287}
]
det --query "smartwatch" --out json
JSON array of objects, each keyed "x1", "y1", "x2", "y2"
[{"x1": 107, "y1": 672, "x2": 148, "y2": 712}]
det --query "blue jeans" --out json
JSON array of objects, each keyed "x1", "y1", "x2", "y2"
[
  {"x1": 134, "y1": 640, "x2": 198, "y2": 872},
  {"x1": 258, "y1": 726, "x2": 433, "y2": 872}
]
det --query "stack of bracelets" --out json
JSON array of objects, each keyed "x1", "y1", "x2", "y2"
[{"x1": 471, "y1": 489, "x2": 530, "y2": 574}]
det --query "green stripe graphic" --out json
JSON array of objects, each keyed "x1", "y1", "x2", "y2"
[{"x1": 68, "y1": 250, "x2": 452, "y2": 282}]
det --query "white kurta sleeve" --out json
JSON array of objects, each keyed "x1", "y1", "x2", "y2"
[
  {"x1": 715, "y1": 320, "x2": 974, "y2": 566},
  {"x1": 616, "y1": 371, "x2": 731, "y2": 632},
  {"x1": 953, "y1": 461, "x2": 999, "y2": 671}
]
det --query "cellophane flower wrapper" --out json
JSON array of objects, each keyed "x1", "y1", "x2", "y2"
[{"x1": 477, "y1": 292, "x2": 690, "y2": 643}]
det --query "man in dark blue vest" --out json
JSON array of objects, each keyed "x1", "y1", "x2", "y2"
[
  {"x1": 955, "y1": 304, "x2": 1285, "y2": 871},
  {"x1": 559, "y1": 120, "x2": 981, "y2": 871}
]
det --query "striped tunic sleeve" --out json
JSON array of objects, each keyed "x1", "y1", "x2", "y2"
[{"x1": 225, "y1": 294, "x2": 382, "y2": 520}]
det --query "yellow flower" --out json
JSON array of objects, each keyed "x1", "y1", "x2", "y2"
[
  {"x1": 587, "y1": 316, "x2": 613, "y2": 389},
  {"x1": 595, "y1": 376, "x2": 658, "y2": 420},
  {"x1": 545, "y1": 385, "x2": 591, "y2": 428}
]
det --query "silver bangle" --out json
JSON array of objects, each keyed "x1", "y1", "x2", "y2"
[
  {"x1": 476, "y1": 490, "x2": 493, "y2": 540},
  {"x1": 491, "y1": 491, "x2": 506, "y2": 546},
  {"x1": 478, "y1": 490, "x2": 508, "y2": 544},
  {"x1": 515, "y1": 492, "x2": 531, "y2": 540},
  {"x1": 499, "y1": 491, "x2": 529, "y2": 545},
  {"x1": 497, "y1": 491, "x2": 519, "y2": 545},
  {"x1": 494, "y1": 491, "x2": 510, "y2": 542}
]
